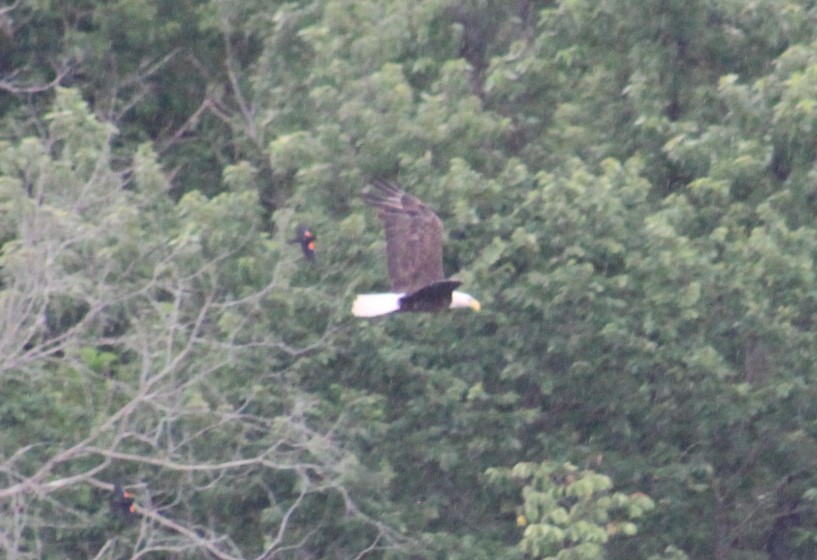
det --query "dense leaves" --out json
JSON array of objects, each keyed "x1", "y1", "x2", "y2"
[{"x1": 3, "y1": 1, "x2": 817, "y2": 559}]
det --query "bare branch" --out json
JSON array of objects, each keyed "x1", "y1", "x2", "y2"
[
  {"x1": 0, "y1": 60, "x2": 73, "y2": 94},
  {"x1": 0, "y1": 0, "x2": 21, "y2": 17}
]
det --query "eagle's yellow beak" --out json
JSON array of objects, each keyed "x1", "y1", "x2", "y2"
[{"x1": 469, "y1": 299, "x2": 481, "y2": 312}]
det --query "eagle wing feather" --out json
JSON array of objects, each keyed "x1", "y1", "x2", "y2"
[{"x1": 363, "y1": 180, "x2": 445, "y2": 293}]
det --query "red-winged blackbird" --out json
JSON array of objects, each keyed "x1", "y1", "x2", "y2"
[
  {"x1": 110, "y1": 483, "x2": 137, "y2": 520},
  {"x1": 289, "y1": 223, "x2": 316, "y2": 262}
]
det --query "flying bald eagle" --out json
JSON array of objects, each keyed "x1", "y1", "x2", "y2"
[{"x1": 352, "y1": 180, "x2": 481, "y2": 317}]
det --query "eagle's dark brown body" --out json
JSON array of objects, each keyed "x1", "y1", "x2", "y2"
[{"x1": 397, "y1": 280, "x2": 462, "y2": 313}]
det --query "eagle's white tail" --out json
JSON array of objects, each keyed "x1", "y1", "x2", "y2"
[{"x1": 352, "y1": 293, "x2": 403, "y2": 317}]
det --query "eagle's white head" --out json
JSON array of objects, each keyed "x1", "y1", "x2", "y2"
[{"x1": 450, "y1": 291, "x2": 481, "y2": 311}]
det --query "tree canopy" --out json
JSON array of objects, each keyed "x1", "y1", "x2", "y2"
[{"x1": 2, "y1": 1, "x2": 817, "y2": 559}]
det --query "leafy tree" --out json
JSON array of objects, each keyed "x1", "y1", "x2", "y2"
[
  {"x1": 0, "y1": 88, "x2": 407, "y2": 559},
  {"x1": 4, "y1": 1, "x2": 817, "y2": 559},
  {"x1": 488, "y1": 461, "x2": 655, "y2": 560}
]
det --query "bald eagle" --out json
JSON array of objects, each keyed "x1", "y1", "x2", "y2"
[{"x1": 352, "y1": 180, "x2": 481, "y2": 317}]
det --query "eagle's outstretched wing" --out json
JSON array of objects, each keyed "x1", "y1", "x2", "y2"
[{"x1": 363, "y1": 180, "x2": 445, "y2": 293}]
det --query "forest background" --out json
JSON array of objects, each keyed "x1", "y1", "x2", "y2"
[{"x1": 1, "y1": 1, "x2": 817, "y2": 559}]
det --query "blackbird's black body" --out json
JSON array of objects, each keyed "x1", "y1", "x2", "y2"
[
  {"x1": 110, "y1": 483, "x2": 136, "y2": 520},
  {"x1": 289, "y1": 223, "x2": 316, "y2": 262}
]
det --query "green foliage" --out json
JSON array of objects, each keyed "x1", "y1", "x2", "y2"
[
  {"x1": 5, "y1": 0, "x2": 817, "y2": 559},
  {"x1": 488, "y1": 461, "x2": 654, "y2": 559}
]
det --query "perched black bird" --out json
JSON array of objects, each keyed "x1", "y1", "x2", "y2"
[
  {"x1": 289, "y1": 223, "x2": 316, "y2": 262},
  {"x1": 110, "y1": 483, "x2": 136, "y2": 520}
]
